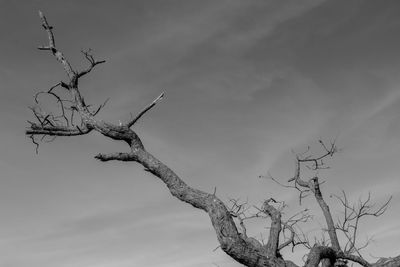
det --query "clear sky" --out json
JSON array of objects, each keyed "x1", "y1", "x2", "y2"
[{"x1": 1, "y1": 0, "x2": 400, "y2": 266}]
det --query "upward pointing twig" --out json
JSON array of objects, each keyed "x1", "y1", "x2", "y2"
[
  {"x1": 38, "y1": 10, "x2": 75, "y2": 79},
  {"x1": 127, "y1": 92, "x2": 164, "y2": 128}
]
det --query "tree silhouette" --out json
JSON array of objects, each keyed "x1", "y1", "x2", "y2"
[{"x1": 26, "y1": 12, "x2": 399, "y2": 267}]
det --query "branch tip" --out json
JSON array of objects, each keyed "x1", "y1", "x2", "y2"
[{"x1": 127, "y1": 92, "x2": 165, "y2": 128}]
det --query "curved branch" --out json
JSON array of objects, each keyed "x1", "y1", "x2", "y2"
[
  {"x1": 335, "y1": 191, "x2": 393, "y2": 257},
  {"x1": 305, "y1": 246, "x2": 337, "y2": 267},
  {"x1": 278, "y1": 212, "x2": 311, "y2": 252},
  {"x1": 95, "y1": 152, "x2": 136, "y2": 162},
  {"x1": 278, "y1": 227, "x2": 295, "y2": 251},
  {"x1": 338, "y1": 252, "x2": 371, "y2": 267},
  {"x1": 34, "y1": 82, "x2": 71, "y2": 126},
  {"x1": 76, "y1": 49, "x2": 106, "y2": 78},
  {"x1": 26, "y1": 12, "x2": 400, "y2": 267},
  {"x1": 98, "y1": 145, "x2": 284, "y2": 267}
]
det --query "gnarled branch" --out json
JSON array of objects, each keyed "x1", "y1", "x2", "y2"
[{"x1": 25, "y1": 12, "x2": 400, "y2": 267}]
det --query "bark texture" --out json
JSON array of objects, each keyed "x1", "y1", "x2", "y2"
[{"x1": 26, "y1": 12, "x2": 400, "y2": 267}]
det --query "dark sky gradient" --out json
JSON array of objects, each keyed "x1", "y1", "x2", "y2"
[{"x1": 1, "y1": 1, "x2": 399, "y2": 266}]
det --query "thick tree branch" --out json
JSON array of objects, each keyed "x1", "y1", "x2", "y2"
[
  {"x1": 287, "y1": 141, "x2": 341, "y2": 252},
  {"x1": 309, "y1": 177, "x2": 341, "y2": 251},
  {"x1": 302, "y1": 244, "x2": 397, "y2": 267},
  {"x1": 95, "y1": 152, "x2": 136, "y2": 162},
  {"x1": 25, "y1": 12, "x2": 400, "y2": 267},
  {"x1": 108, "y1": 146, "x2": 285, "y2": 267},
  {"x1": 305, "y1": 246, "x2": 337, "y2": 267},
  {"x1": 262, "y1": 198, "x2": 282, "y2": 257},
  {"x1": 26, "y1": 124, "x2": 92, "y2": 136}
]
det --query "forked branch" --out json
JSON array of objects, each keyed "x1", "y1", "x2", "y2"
[
  {"x1": 25, "y1": 12, "x2": 400, "y2": 267},
  {"x1": 77, "y1": 49, "x2": 106, "y2": 78},
  {"x1": 27, "y1": 12, "x2": 287, "y2": 267},
  {"x1": 286, "y1": 141, "x2": 341, "y2": 252},
  {"x1": 334, "y1": 191, "x2": 392, "y2": 257}
]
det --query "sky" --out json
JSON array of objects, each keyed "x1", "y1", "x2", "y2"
[{"x1": 0, "y1": 0, "x2": 400, "y2": 266}]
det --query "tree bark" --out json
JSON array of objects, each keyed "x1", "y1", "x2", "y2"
[{"x1": 25, "y1": 12, "x2": 400, "y2": 267}]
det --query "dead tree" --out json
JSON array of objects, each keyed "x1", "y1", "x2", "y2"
[{"x1": 26, "y1": 12, "x2": 400, "y2": 267}]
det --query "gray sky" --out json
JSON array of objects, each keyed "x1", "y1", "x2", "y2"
[{"x1": 1, "y1": 0, "x2": 400, "y2": 266}]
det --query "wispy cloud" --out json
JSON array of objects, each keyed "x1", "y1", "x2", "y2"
[{"x1": 2, "y1": 1, "x2": 400, "y2": 266}]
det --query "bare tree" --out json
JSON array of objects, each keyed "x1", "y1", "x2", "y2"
[{"x1": 26, "y1": 12, "x2": 400, "y2": 267}]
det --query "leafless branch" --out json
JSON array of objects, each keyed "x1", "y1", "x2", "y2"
[
  {"x1": 267, "y1": 140, "x2": 342, "y2": 255},
  {"x1": 38, "y1": 10, "x2": 75, "y2": 79},
  {"x1": 29, "y1": 134, "x2": 39, "y2": 154},
  {"x1": 34, "y1": 82, "x2": 71, "y2": 126},
  {"x1": 90, "y1": 98, "x2": 110, "y2": 116},
  {"x1": 334, "y1": 191, "x2": 392, "y2": 257},
  {"x1": 127, "y1": 92, "x2": 164, "y2": 128},
  {"x1": 278, "y1": 209, "x2": 312, "y2": 252},
  {"x1": 76, "y1": 48, "x2": 106, "y2": 78},
  {"x1": 25, "y1": 12, "x2": 400, "y2": 267}
]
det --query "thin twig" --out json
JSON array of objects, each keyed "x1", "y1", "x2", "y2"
[{"x1": 127, "y1": 92, "x2": 164, "y2": 128}]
